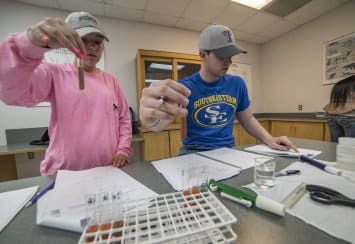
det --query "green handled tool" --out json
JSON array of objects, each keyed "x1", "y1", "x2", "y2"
[{"x1": 209, "y1": 179, "x2": 285, "y2": 216}]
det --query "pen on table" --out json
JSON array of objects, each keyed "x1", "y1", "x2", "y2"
[
  {"x1": 25, "y1": 181, "x2": 55, "y2": 208},
  {"x1": 275, "y1": 170, "x2": 301, "y2": 177},
  {"x1": 299, "y1": 154, "x2": 342, "y2": 175},
  {"x1": 270, "y1": 151, "x2": 314, "y2": 158}
]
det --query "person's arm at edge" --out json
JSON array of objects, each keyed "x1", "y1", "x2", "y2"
[
  {"x1": 236, "y1": 108, "x2": 299, "y2": 152},
  {"x1": 0, "y1": 32, "x2": 53, "y2": 106}
]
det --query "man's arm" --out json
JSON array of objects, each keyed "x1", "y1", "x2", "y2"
[{"x1": 236, "y1": 108, "x2": 299, "y2": 152}]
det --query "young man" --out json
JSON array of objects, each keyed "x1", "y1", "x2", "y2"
[{"x1": 139, "y1": 24, "x2": 298, "y2": 154}]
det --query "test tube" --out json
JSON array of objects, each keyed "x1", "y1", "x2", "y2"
[
  {"x1": 199, "y1": 166, "x2": 209, "y2": 191},
  {"x1": 181, "y1": 169, "x2": 191, "y2": 195},
  {"x1": 77, "y1": 58, "x2": 85, "y2": 90}
]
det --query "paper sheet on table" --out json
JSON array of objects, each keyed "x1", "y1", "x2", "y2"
[
  {"x1": 36, "y1": 166, "x2": 157, "y2": 233},
  {"x1": 244, "y1": 144, "x2": 322, "y2": 158},
  {"x1": 246, "y1": 161, "x2": 355, "y2": 243},
  {"x1": 152, "y1": 153, "x2": 242, "y2": 191},
  {"x1": 0, "y1": 186, "x2": 39, "y2": 232},
  {"x1": 197, "y1": 147, "x2": 272, "y2": 170},
  {"x1": 244, "y1": 181, "x2": 301, "y2": 203}
]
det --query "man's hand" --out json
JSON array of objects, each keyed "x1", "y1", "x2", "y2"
[
  {"x1": 139, "y1": 79, "x2": 190, "y2": 129},
  {"x1": 265, "y1": 136, "x2": 299, "y2": 152}
]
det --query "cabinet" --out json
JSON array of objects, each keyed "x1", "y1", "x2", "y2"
[
  {"x1": 0, "y1": 155, "x2": 17, "y2": 181},
  {"x1": 136, "y1": 49, "x2": 201, "y2": 120},
  {"x1": 233, "y1": 122, "x2": 256, "y2": 146},
  {"x1": 141, "y1": 127, "x2": 182, "y2": 161},
  {"x1": 169, "y1": 130, "x2": 183, "y2": 157},
  {"x1": 233, "y1": 120, "x2": 270, "y2": 146},
  {"x1": 324, "y1": 123, "x2": 331, "y2": 142},
  {"x1": 142, "y1": 131, "x2": 170, "y2": 161},
  {"x1": 270, "y1": 120, "x2": 325, "y2": 141},
  {"x1": 137, "y1": 50, "x2": 201, "y2": 161}
]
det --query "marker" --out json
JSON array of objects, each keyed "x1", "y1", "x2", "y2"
[
  {"x1": 299, "y1": 155, "x2": 341, "y2": 175},
  {"x1": 275, "y1": 170, "x2": 301, "y2": 177},
  {"x1": 25, "y1": 181, "x2": 55, "y2": 208},
  {"x1": 267, "y1": 151, "x2": 314, "y2": 158}
]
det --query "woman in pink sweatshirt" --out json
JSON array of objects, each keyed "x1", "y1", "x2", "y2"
[{"x1": 0, "y1": 11, "x2": 132, "y2": 175}]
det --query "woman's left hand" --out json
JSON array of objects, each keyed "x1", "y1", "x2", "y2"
[{"x1": 111, "y1": 154, "x2": 128, "y2": 167}]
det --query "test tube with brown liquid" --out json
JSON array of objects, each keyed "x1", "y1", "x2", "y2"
[{"x1": 77, "y1": 58, "x2": 85, "y2": 90}]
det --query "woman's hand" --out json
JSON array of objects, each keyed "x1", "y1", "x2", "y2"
[
  {"x1": 111, "y1": 154, "x2": 128, "y2": 168},
  {"x1": 27, "y1": 17, "x2": 86, "y2": 58}
]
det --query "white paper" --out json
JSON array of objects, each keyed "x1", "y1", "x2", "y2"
[
  {"x1": 250, "y1": 161, "x2": 355, "y2": 243},
  {"x1": 244, "y1": 144, "x2": 322, "y2": 158},
  {"x1": 0, "y1": 186, "x2": 39, "y2": 232},
  {"x1": 245, "y1": 181, "x2": 301, "y2": 203},
  {"x1": 197, "y1": 147, "x2": 272, "y2": 170},
  {"x1": 152, "y1": 153, "x2": 241, "y2": 191},
  {"x1": 36, "y1": 166, "x2": 157, "y2": 233}
]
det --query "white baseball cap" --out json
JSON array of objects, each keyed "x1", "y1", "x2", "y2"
[
  {"x1": 199, "y1": 24, "x2": 247, "y2": 58},
  {"x1": 65, "y1": 11, "x2": 109, "y2": 42}
]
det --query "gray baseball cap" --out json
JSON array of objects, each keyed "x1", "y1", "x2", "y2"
[
  {"x1": 199, "y1": 24, "x2": 247, "y2": 58},
  {"x1": 65, "y1": 11, "x2": 109, "y2": 42}
]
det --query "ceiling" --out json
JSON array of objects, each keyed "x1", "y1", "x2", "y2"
[{"x1": 14, "y1": 0, "x2": 350, "y2": 44}]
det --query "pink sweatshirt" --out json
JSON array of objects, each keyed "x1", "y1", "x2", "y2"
[{"x1": 0, "y1": 32, "x2": 132, "y2": 175}]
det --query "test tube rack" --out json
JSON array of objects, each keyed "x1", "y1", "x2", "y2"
[{"x1": 78, "y1": 187, "x2": 237, "y2": 243}]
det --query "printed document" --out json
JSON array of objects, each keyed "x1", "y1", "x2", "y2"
[
  {"x1": 36, "y1": 166, "x2": 157, "y2": 233},
  {"x1": 197, "y1": 147, "x2": 270, "y2": 170},
  {"x1": 152, "y1": 151, "x2": 251, "y2": 191},
  {"x1": 0, "y1": 186, "x2": 39, "y2": 232},
  {"x1": 244, "y1": 144, "x2": 321, "y2": 158}
]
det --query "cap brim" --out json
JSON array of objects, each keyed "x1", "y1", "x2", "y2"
[
  {"x1": 212, "y1": 45, "x2": 247, "y2": 58},
  {"x1": 76, "y1": 27, "x2": 109, "y2": 42}
]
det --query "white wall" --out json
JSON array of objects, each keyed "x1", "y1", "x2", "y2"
[
  {"x1": 261, "y1": 1, "x2": 355, "y2": 113},
  {"x1": 0, "y1": 1, "x2": 260, "y2": 146}
]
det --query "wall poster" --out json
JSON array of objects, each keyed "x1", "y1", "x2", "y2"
[
  {"x1": 323, "y1": 32, "x2": 355, "y2": 85},
  {"x1": 227, "y1": 62, "x2": 252, "y2": 99}
]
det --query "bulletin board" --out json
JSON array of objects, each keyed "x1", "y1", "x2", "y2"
[
  {"x1": 227, "y1": 62, "x2": 252, "y2": 99},
  {"x1": 35, "y1": 48, "x2": 105, "y2": 107},
  {"x1": 323, "y1": 32, "x2": 355, "y2": 85}
]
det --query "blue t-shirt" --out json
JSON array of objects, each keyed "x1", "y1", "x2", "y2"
[{"x1": 179, "y1": 72, "x2": 250, "y2": 148}]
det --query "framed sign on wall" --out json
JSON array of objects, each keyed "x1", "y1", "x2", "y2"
[
  {"x1": 227, "y1": 62, "x2": 252, "y2": 99},
  {"x1": 323, "y1": 32, "x2": 355, "y2": 85}
]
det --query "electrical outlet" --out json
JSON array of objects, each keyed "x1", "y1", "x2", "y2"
[
  {"x1": 298, "y1": 104, "x2": 303, "y2": 111},
  {"x1": 28, "y1": 152, "x2": 35, "y2": 160}
]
